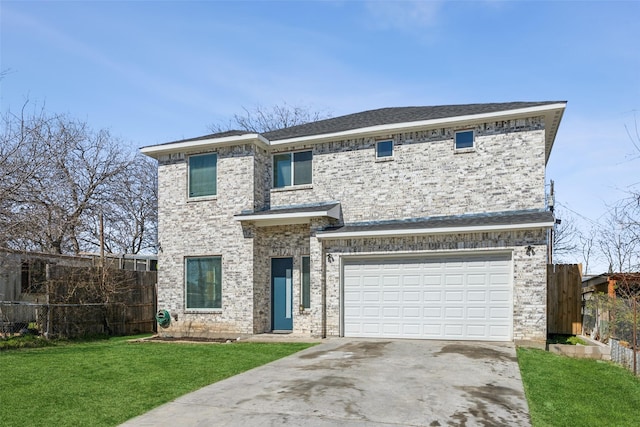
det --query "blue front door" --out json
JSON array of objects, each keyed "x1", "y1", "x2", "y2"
[{"x1": 272, "y1": 258, "x2": 293, "y2": 331}]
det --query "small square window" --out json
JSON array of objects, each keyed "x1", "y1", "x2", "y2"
[
  {"x1": 376, "y1": 140, "x2": 393, "y2": 158},
  {"x1": 455, "y1": 130, "x2": 474, "y2": 150}
]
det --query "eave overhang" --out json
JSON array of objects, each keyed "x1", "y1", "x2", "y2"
[
  {"x1": 316, "y1": 210, "x2": 555, "y2": 240},
  {"x1": 235, "y1": 202, "x2": 341, "y2": 227},
  {"x1": 140, "y1": 133, "x2": 269, "y2": 158},
  {"x1": 140, "y1": 103, "x2": 566, "y2": 164}
]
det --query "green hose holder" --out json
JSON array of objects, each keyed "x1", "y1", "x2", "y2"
[{"x1": 156, "y1": 309, "x2": 171, "y2": 328}]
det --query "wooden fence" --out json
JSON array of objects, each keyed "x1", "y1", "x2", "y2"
[{"x1": 547, "y1": 264, "x2": 583, "y2": 335}]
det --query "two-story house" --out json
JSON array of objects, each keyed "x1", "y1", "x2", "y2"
[{"x1": 141, "y1": 101, "x2": 566, "y2": 344}]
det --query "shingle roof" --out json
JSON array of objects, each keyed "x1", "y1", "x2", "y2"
[
  {"x1": 149, "y1": 101, "x2": 565, "y2": 148},
  {"x1": 262, "y1": 101, "x2": 564, "y2": 141},
  {"x1": 318, "y1": 209, "x2": 554, "y2": 236},
  {"x1": 236, "y1": 202, "x2": 340, "y2": 217}
]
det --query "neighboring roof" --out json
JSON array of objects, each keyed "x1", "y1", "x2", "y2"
[
  {"x1": 234, "y1": 202, "x2": 341, "y2": 227},
  {"x1": 583, "y1": 272, "x2": 640, "y2": 284},
  {"x1": 316, "y1": 209, "x2": 555, "y2": 239},
  {"x1": 141, "y1": 101, "x2": 567, "y2": 163}
]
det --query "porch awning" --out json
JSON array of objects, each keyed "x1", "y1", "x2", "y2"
[{"x1": 234, "y1": 202, "x2": 341, "y2": 227}]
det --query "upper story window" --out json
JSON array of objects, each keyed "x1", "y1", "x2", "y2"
[
  {"x1": 376, "y1": 140, "x2": 393, "y2": 158},
  {"x1": 454, "y1": 130, "x2": 475, "y2": 150},
  {"x1": 273, "y1": 150, "x2": 312, "y2": 188},
  {"x1": 188, "y1": 153, "x2": 217, "y2": 198}
]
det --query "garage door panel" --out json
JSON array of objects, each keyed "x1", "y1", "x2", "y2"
[
  {"x1": 423, "y1": 307, "x2": 442, "y2": 318},
  {"x1": 402, "y1": 307, "x2": 421, "y2": 318},
  {"x1": 402, "y1": 291, "x2": 421, "y2": 302},
  {"x1": 490, "y1": 307, "x2": 511, "y2": 319},
  {"x1": 467, "y1": 274, "x2": 489, "y2": 286},
  {"x1": 444, "y1": 324, "x2": 464, "y2": 336},
  {"x1": 445, "y1": 275, "x2": 464, "y2": 285},
  {"x1": 467, "y1": 307, "x2": 488, "y2": 319},
  {"x1": 490, "y1": 290, "x2": 510, "y2": 302},
  {"x1": 423, "y1": 275, "x2": 443, "y2": 286},
  {"x1": 445, "y1": 291, "x2": 463, "y2": 302},
  {"x1": 382, "y1": 307, "x2": 400, "y2": 317},
  {"x1": 343, "y1": 254, "x2": 512, "y2": 341},
  {"x1": 402, "y1": 275, "x2": 421, "y2": 286},
  {"x1": 444, "y1": 307, "x2": 464, "y2": 319},
  {"x1": 467, "y1": 290, "x2": 487, "y2": 301},
  {"x1": 424, "y1": 291, "x2": 442, "y2": 301},
  {"x1": 383, "y1": 291, "x2": 400, "y2": 302}
]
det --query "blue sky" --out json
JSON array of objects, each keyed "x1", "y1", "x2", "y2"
[{"x1": 1, "y1": 1, "x2": 639, "y2": 269}]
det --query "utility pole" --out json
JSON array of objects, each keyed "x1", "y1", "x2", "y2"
[{"x1": 548, "y1": 180, "x2": 555, "y2": 264}]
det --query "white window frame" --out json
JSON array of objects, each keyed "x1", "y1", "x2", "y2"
[
  {"x1": 272, "y1": 150, "x2": 313, "y2": 188},
  {"x1": 187, "y1": 152, "x2": 218, "y2": 199},
  {"x1": 375, "y1": 140, "x2": 394, "y2": 159},
  {"x1": 184, "y1": 255, "x2": 222, "y2": 311},
  {"x1": 454, "y1": 130, "x2": 475, "y2": 151}
]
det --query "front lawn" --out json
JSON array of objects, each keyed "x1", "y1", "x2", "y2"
[
  {"x1": 0, "y1": 336, "x2": 315, "y2": 426},
  {"x1": 518, "y1": 347, "x2": 640, "y2": 427}
]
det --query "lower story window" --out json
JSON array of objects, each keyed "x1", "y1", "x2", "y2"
[
  {"x1": 302, "y1": 256, "x2": 310, "y2": 309},
  {"x1": 186, "y1": 256, "x2": 222, "y2": 309}
]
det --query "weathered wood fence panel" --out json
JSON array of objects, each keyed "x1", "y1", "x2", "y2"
[{"x1": 547, "y1": 264, "x2": 582, "y2": 335}]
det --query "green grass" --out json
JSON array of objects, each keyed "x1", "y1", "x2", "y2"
[
  {"x1": 0, "y1": 336, "x2": 315, "y2": 426},
  {"x1": 518, "y1": 347, "x2": 640, "y2": 427}
]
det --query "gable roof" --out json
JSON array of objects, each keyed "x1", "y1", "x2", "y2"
[
  {"x1": 262, "y1": 101, "x2": 562, "y2": 141},
  {"x1": 141, "y1": 101, "x2": 566, "y2": 163}
]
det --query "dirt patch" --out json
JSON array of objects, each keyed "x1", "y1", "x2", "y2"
[
  {"x1": 435, "y1": 343, "x2": 517, "y2": 362},
  {"x1": 299, "y1": 341, "x2": 390, "y2": 360}
]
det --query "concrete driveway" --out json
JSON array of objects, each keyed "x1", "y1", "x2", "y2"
[{"x1": 121, "y1": 339, "x2": 530, "y2": 426}]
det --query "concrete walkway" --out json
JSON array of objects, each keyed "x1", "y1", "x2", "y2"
[{"x1": 121, "y1": 339, "x2": 530, "y2": 426}]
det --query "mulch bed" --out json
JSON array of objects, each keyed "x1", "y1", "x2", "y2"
[{"x1": 141, "y1": 335, "x2": 240, "y2": 343}]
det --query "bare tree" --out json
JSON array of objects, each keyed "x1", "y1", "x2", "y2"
[
  {"x1": 0, "y1": 103, "x2": 157, "y2": 255},
  {"x1": 209, "y1": 102, "x2": 331, "y2": 133},
  {"x1": 0, "y1": 102, "x2": 58, "y2": 247},
  {"x1": 579, "y1": 227, "x2": 598, "y2": 275},
  {"x1": 82, "y1": 154, "x2": 158, "y2": 254},
  {"x1": 597, "y1": 207, "x2": 639, "y2": 273},
  {"x1": 552, "y1": 209, "x2": 580, "y2": 263}
]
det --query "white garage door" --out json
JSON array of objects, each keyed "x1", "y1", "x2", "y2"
[{"x1": 343, "y1": 254, "x2": 512, "y2": 341}]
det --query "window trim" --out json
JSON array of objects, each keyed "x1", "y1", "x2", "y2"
[
  {"x1": 272, "y1": 150, "x2": 313, "y2": 189},
  {"x1": 184, "y1": 255, "x2": 222, "y2": 311},
  {"x1": 301, "y1": 256, "x2": 310, "y2": 310},
  {"x1": 375, "y1": 140, "x2": 394, "y2": 159},
  {"x1": 454, "y1": 130, "x2": 475, "y2": 151},
  {"x1": 187, "y1": 152, "x2": 218, "y2": 199}
]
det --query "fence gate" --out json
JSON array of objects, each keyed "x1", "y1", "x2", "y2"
[{"x1": 547, "y1": 264, "x2": 582, "y2": 335}]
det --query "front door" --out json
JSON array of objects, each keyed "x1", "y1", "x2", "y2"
[{"x1": 272, "y1": 257, "x2": 293, "y2": 331}]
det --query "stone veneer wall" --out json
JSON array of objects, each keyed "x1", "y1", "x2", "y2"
[
  {"x1": 251, "y1": 224, "x2": 311, "y2": 334},
  {"x1": 156, "y1": 145, "x2": 257, "y2": 336},
  {"x1": 154, "y1": 115, "x2": 550, "y2": 339},
  {"x1": 270, "y1": 118, "x2": 546, "y2": 219},
  {"x1": 320, "y1": 229, "x2": 548, "y2": 342}
]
